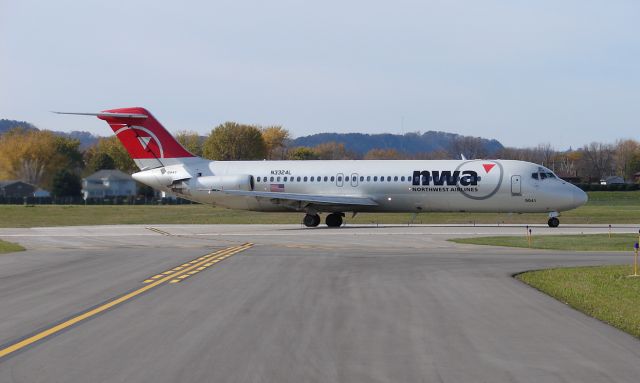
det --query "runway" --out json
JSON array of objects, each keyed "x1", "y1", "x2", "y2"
[{"x1": 0, "y1": 224, "x2": 639, "y2": 382}]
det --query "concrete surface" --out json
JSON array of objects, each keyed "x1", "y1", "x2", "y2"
[{"x1": 0, "y1": 224, "x2": 639, "y2": 382}]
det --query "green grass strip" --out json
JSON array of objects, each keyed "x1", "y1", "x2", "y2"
[
  {"x1": 450, "y1": 234, "x2": 640, "y2": 251},
  {"x1": 0, "y1": 240, "x2": 25, "y2": 254},
  {"x1": 517, "y1": 266, "x2": 640, "y2": 338}
]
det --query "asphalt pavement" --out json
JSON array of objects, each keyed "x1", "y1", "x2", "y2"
[{"x1": 0, "y1": 224, "x2": 639, "y2": 382}]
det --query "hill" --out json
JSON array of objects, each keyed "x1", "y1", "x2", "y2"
[
  {"x1": 0, "y1": 119, "x2": 99, "y2": 149},
  {"x1": 291, "y1": 131, "x2": 504, "y2": 156},
  {"x1": 0, "y1": 119, "x2": 37, "y2": 134}
]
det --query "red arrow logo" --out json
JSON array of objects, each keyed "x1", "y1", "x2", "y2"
[{"x1": 482, "y1": 163, "x2": 496, "y2": 173}]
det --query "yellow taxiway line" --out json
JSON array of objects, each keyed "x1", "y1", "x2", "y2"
[{"x1": 0, "y1": 243, "x2": 253, "y2": 359}]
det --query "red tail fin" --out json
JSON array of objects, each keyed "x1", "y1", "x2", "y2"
[{"x1": 97, "y1": 107, "x2": 195, "y2": 165}]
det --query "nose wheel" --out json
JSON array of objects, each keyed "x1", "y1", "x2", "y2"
[
  {"x1": 303, "y1": 214, "x2": 321, "y2": 227},
  {"x1": 548, "y1": 217, "x2": 560, "y2": 228}
]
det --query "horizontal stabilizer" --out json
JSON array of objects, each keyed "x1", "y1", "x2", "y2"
[{"x1": 52, "y1": 111, "x2": 148, "y2": 119}]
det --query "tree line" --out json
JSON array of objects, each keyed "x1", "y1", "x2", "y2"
[{"x1": 1, "y1": 122, "x2": 639, "y2": 197}]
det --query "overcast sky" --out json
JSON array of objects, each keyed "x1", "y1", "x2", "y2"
[{"x1": 1, "y1": 0, "x2": 638, "y2": 149}]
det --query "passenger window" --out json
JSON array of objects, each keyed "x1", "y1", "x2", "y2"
[
  {"x1": 303, "y1": 176, "x2": 308, "y2": 182},
  {"x1": 257, "y1": 177, "x2": 261, "y2": 182},
  {"x1": 360, "y1": 176, "x2": 364, "y2": 182},
  {"x1": 338, "y1": 176, "x2": 342, "y2": 182},
  {"x1": 284, "y1": 177, "x2": 288, "y2": 182},
  {"x1": 317, "y1": 177, "x2": 321, "y2": 182},
  {"x1": 310, "y1": 176, "x2": 314, "y2": 182},
  {"x1": 330, "y1": 176, "x2": 335, "y2": 182},
  {"x1": 374, "y1": 176, "x2": 378, "y2": 181},
  {"x1": 367, "y1": 176, "x2": 371, "y2": 181},
  {"x1": 400, "y1": 176, "x2": 405, "y2": 182},
  {"x1": 270, "y1": 176, "x2": 274, "y2": 182},
  {"x1": 387, "y1": 176, "x2": 391, "y2": 182},
  {"x1": 277, "y1": 176, "x2": 281, "y2": 181},
  {"x1": 345, "y1": 176, "x2": 350, "y2": 182},
  {"x1": 324, "y1": 176, "x2": 328, "y2": 182},
  {"x1": 297, "y1": 176, "x2": 301, "y2": 181},
  {"x1": 380, "y1": 177, "x2": 385, "y2": 182},
  {"x1": 394, "y1": 176, "x2": 398, "y2": 181}
]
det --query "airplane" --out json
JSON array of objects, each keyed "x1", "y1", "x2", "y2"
[{"x1": 56, "y1": 107, "x2": 588, "y2": 228}]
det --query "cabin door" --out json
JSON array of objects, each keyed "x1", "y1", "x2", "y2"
[{"x1": 511, "y1": 175, "x2": 522, "y2": 195}]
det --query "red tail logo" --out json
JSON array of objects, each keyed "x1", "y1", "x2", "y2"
[{"x1": 98, "y1": 107, "x2": 194, "y2": 160}]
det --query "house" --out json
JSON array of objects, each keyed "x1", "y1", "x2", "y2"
[
  {"x1": 82, "y1": 170, "x2": 137, "y2": 200},
  {"x1": 0, "y1": 180, "x2": 37, "y2": 198},
  {"x1": 599, "y1": 176, "x2": 625, "y2": 185}
]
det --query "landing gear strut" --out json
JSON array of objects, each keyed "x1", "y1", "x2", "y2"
[
  {"x1": 325, "y1": 213, "x2": 344, "y2": 228},
  {"x1": 548, "y1": 217, "x2": 560, "y2": 228},
  {"x1": 303, "y1": 214, "x2": 321, "y2": 227}
]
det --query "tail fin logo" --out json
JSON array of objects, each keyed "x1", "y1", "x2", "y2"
[
  {"x1": 138, "y1": 136, "x2": 151, "y2": 150},
  {"x1": 113, "y1": 125, "x2": 165, "y2": 158}
]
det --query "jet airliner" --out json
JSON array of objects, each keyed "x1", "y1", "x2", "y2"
[{"x1": 57, "y1": 107, "x2": 588, "y2": 227}]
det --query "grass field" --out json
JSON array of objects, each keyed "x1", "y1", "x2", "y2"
[
  {"x1": 0, "y1": 191, "x2": 637, "y2": 228},
  {"x1": 517, "y1": 266, "x2": 640, "y2": 338},
  {"x1": 0, "y1": 240, "x2": 25, "y2": 254},
  {"x1": 450, "y1": 234, "x2": 640, "y2": 251}
]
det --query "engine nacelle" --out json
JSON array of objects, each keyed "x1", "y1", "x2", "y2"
[{"x1": 196, "y1": 175, "x2": 254, "y2": 191}]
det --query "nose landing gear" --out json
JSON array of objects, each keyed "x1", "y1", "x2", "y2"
[
  {"x1": 547, "y1": 217, "x2": 560, "y2": 227},
  {"x1": 547, "y1": 212, "x2": 560, "y2": 227}
]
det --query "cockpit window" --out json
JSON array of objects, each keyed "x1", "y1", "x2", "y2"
[{"x1": 532, "y1": 168, "x2": 557, "y2": 180}]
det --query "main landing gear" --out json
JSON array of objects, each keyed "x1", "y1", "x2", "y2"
[
  {"x1": 303, "y1": 213, "x2": 321, "y2": 227},
  {"x1": 325, "y1": 213, "x2": 344, "y2": 228},
  {"x1": 547, "y1": 212, "x2": 560, "y2": 228},
  {"x1": 303, "y1": 213, "x2": 344, "y2": 228}
]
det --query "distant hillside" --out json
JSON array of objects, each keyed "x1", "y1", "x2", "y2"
[
  {"x1": 0, "y1": 119, "x2": 38, "y2": 134},
  {"x1": 0, "y1": 119, "x2": 99, "y2": 149},
  {"x1": 291, "y1": 131, "x2": 504, "y2": 156}
]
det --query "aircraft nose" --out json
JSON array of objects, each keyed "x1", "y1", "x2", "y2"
[{"x1": 572, "y1": 187, "x2": 588, "y2": 207}]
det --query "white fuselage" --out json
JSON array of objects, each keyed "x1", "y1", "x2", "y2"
[{"x1": 133, "y1": 158, "x2": 588, "y2": 214}]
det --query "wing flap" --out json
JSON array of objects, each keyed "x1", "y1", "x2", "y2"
[{"x1": 221, "y1": 190, "x2": 378, "y2": 206}]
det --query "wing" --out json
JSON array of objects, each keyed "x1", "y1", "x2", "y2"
[{"x1": 220, "y1": 190, "x2": 378, "y2": 206}]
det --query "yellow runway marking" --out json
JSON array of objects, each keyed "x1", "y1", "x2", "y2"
[
  {"x1": 146, "y1": 227, "x2": 172, "y2": 236},
  {"x1": 0, "y1": 243, "x2": 253, "y2": 360}
]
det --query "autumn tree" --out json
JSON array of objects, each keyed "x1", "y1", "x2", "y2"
[
  {"x1": 261, "y1": 126, "x2": 290, "y2": 160},
  {"x1": 85, "y1": 152, "x2": 116, "y2": 173},
  {"x1": 364, "y1": 148, "x2": 403, "y2": 160},
  {"x1": 614, "y1": 139, "x2": 640, "y2": 181},
  {"x1": 0, "y1": 128, "x2": 82, "y2": 188},
  {"x1": 313, "y1": 142, "x2": 353, "y2": 160},
  {"x1": 83, "y1": 136, "x2": 137, "y2": 174},
  {"x1": 203, "y1": 122, "x2": 267, "y2": 160},
  {"x1": 288, "y1": 147, "x2": 318, "y2": 160},
  {"x1": 579, "y1": 142, "x2": 615, "y2": 181},
  {"x1": 176, "y1": 130, "x2": 203, "y2": 157}
]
